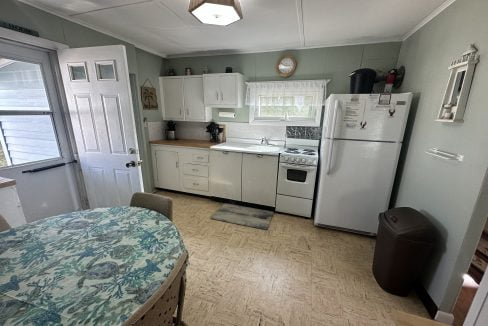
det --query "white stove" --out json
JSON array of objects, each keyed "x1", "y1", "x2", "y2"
[{"x1": 276, "y1": 140, "x2": 319, "y2": 218}]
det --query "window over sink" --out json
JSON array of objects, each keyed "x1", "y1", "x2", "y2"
[{"x1": 246, "y1": 79, "x2": 328, "y2": 126}]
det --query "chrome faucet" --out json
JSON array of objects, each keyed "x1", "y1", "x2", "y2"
[{"x1": 261, "y1": 137, "x2": 270, "y2": 145}]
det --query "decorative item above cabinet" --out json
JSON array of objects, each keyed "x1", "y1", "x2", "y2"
[
  {"x1": 436, "y1": 44, "x2": 480, "y2": 123},
  {"x1": 160, "y1": 75, "x2": 212, "y2": 122},
  {"x1": 203, "y1": 73, "x2": 244, "y2": 108}
]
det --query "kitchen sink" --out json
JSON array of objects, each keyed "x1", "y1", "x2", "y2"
[{"x1": 210, "y1": 142, "x2": 282, "y2": 155}]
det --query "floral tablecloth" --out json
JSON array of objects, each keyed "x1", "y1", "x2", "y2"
[{"x1": 0, "y1": 206, "x2": 186, "y2": 326}]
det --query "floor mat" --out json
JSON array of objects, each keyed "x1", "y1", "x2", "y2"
[{"x1": 211, "y1": 204, "x2": 273, "y2": 230}]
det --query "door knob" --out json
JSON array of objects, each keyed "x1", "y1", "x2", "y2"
[{"x1": 126, "y1": 160, "x2": 143, "y2": 168}]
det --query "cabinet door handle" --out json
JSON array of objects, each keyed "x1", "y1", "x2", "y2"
[
  {"x1": 222, "y1": 151, "x2": 229, "y2": 155},
  {"x1": 192, "y1": 168, "x2": 198, "y2": 172},
  {"x1": 193, "y1": 182, "x2": 199, "y2": 186},
  {"x1": 257, "y1": 154, "x2": 263, "y2": 158},
  {"x1": 216, "y1": 91, "x2": 219, "y2": 100},
  {"x1": 176, "y1": 161, "x2": 179, "y2": 168},
  {"x1": 220, "y1": 91, "x2": 224, "y2": 101}
]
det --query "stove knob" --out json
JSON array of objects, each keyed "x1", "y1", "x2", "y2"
[
  {"x1": 301, "y1": 158, "x2": 306, "y2": 163},
  {"x1": 290, "y1": 157, "x2": 296, "y2": 162},
  {"x1": 283, "y1": 156, "x2": 288, "y2": 161}
]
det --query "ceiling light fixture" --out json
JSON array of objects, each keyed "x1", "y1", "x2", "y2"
[{"x1": 189, "y1": 0, "x2": 243, "y2": 26}]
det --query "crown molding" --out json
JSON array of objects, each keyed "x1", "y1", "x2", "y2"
[
  {"x1": 17, "y1": 0, "x2": 167, "y2": 58},
  {"x1": 166, "y1": 37, "x2": 402, "y2": 58},
  {"x1": 402, "y1": 0, "x2": 457, "y2": 41}
]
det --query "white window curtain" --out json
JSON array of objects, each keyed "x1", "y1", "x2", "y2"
[{"x1": 246, "y1": 79, "x2": 328, "y2": 125}]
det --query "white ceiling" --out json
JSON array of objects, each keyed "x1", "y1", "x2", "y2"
[{"x1": 19, "y1": 0, "x2": 451, "y2": 57}]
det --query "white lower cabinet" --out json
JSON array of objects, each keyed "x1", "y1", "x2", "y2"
[
  {"x1": 0, "y1": 184, "x2": 26, "y2": 228},
  {"x1": 242, "y1": 154, "x2": 278, "y2": 207},
  {"x1": 153, "y1": 149, "x2": 180, "y2": 191},
  {"x1": 209, "y1": 150, "x2": 242, "y2": 201},
  {"x1": 152, "y1": 145, "x2": 279, "y2": 207},
  {"x1": 152, "y1": 145, "x2": 211, "y2": 196}
]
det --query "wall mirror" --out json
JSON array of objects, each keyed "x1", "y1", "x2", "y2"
[{"x1": 437, "y1": 44, "x2": 479, "y2": 123}]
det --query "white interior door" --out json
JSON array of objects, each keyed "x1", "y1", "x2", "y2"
[
  {"x1": 314, "y1": 139, "x2": 401, "y2": 234},
  {"x1": 58, "y1": 45, "x2": 143, "y2": 208}
]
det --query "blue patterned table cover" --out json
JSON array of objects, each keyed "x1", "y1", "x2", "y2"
[{"x1": 0, "y1": 206, "x2": 186, "y2": 325}]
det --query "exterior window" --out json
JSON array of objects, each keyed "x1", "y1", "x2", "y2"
[
  {"x1": 247, "y1": 80, "x2": 328, "y2": 126},
  {"x1": 0, "y1": 58, "x2": 61, "y2": 168}
]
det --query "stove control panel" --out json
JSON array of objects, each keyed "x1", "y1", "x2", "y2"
[{"x1": 280, "y1": 155, "x2": 318, "y2": 166}]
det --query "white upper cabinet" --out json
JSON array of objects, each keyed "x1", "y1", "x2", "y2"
[
  {"x1": 161, "y1": 77, "x2": 184, "y2": 120},
  {"x1": 183, "y1": 76, "x2": 206, "y2": 121},
  {"x1": 160, "y1": 76, "x2": 210, "y2": 122},
  {"x1": 203, "y1": 73, "x2": 244, "y2": 108}
]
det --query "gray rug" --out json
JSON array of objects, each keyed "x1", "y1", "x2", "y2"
[{"x1": 211, "y1": 204, "x2": 274, "y2": 230}]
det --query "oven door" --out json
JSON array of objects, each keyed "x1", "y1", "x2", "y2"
[{"x1": 277, "y1": 163, "x2": 317, "y2": 199}]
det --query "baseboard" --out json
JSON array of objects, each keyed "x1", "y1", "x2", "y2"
[
  {"x1": 435, "y1": 310, "x2": 454, "y2": 324},
  {"x1": 415, "y1": 283, "x2": 438, "y2": 319}
]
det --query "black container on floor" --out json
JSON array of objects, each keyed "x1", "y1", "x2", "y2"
[
  {"x1": 373, "y1": 207, "x2": 437, "y2": 296},
  {"x1": 349, "y1": 68, "x2": 377, "y2": 93}
]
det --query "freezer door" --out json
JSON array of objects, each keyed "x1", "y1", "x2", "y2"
[
  {"x1": 314, "y1": 139, "x2": 402, "y2": 234},
  {"x1": 323, "y1": 94, "x2": 366, "y2": 140},
  {"x1": 323, "y1": 94, "x2": 412, "y2": 142},
  {"x1": 362, "y1": 93, "x2": 412, "y2": 142}
]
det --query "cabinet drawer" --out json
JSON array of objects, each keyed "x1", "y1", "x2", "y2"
[
  {"x1": 183, "y1": 176, "x2": 209, "y2": 192},
  {"x1": 192, "y1": 152, "x2": 209, "y2": 163},
  {"x1": 183, "y1": 163, "x2": 209, "y2": 177}
]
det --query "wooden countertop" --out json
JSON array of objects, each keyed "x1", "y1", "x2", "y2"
[
  {"x1": 0, "y1": 177, "x2": 16, "y2": 189},
  {"x1": 149, "y1": 139, "x2": 215, "y2": 149},
  {"x1": 392, "y1": 311, "x2": 446, "y2": 326}
]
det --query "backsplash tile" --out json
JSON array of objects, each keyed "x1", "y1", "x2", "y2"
[{"x1": 286, "y1": 126, "x2": 322, "y2": 140}]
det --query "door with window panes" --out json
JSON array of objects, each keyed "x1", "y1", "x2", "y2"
[{"x1": 0, "y1": 40, "x2": 81, "y2": 222}]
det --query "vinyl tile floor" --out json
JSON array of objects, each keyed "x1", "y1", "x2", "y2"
[{"x1": 157, "y1": 191, "x2": 429, "y2": 326}]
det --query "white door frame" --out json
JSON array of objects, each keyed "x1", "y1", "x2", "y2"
[
  {"x1": 464, "y1": 271, "x2": 488, "y2": 326},
  {"x1": 0, "y1": 27, "x2": 87, "y2": 209},
  {"x1": 0, "y1": 37, "x2": 84, "y2": 219}
]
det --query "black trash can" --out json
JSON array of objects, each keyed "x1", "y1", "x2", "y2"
[{"x1": 373, "y1": 207, "x2": 436, "y2": 296}]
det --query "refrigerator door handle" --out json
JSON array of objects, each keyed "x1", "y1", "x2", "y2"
[
  {"x1": 325, "y1": 139, "x2": 335, "y2": 175},
  {"x1": 325, "y1": 100, "x2": 340, "y2": 175},
  {"x1": 330, "y1": 99, "x2": 341, "y2": 138}
]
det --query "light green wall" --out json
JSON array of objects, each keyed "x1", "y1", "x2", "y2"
[
  {"x1": 0, "y1": 0, "x2": 165, "y2": 192},
  {"x1": 165, "y1": 42, "x2": 401, "y2": 122},
  {"x1": 393, "y1": 0, "x2": 488, "y2": 312},
  {"x1": 134, "y1": 48, "x2": 165, "y2": 191}
]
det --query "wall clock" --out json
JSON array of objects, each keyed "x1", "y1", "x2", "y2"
[{"x1": 276, "y1": 56, "x2": 297, "y2": 78}]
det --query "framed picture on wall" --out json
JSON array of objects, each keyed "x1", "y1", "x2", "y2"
[{"x1": 141, "y1": 79, "x2": 158, "y2": 110}]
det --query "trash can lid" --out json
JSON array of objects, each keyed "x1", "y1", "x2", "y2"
[{"x1": 380, "y1": 207, "x2": 436, "y2": 242}]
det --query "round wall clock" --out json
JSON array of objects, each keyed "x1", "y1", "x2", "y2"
[{"x1": 276, "y1": 56, "x2": 297, "y2": 78}]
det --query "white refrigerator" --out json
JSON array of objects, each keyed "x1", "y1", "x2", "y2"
[{"x1": 314, "y1": 93, "x2": 412, "y2": 235}]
